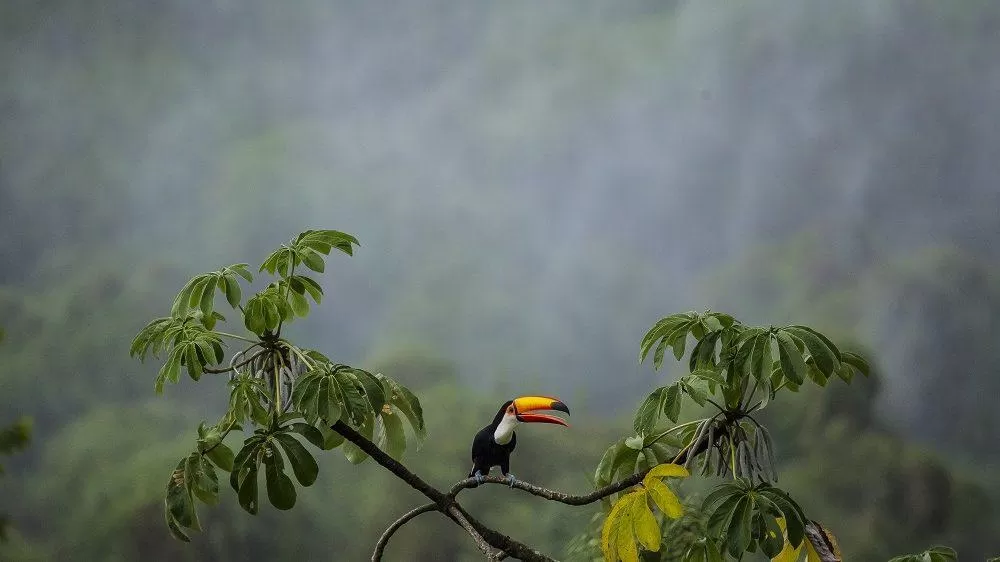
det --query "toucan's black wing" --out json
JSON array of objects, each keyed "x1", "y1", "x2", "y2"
[{"x1": 470, "y1": 425, "x2": 496, "y2": 476}]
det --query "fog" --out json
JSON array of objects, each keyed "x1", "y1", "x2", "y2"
[{"x1": 3, "y1": 0, "x2": 999, "y2": 559}]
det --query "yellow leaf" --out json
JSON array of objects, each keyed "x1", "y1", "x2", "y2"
[
  {"x1": 645, "y1": 478, "x2": 684, "y2": 519},
  {"x1": 617, "y1": 528, "x2": 639, "y2": 562},
  {"x1": 644, "y1": 463, "x2": 690, "y2": 482},
  {"x1": 771, "y1": 517, "x2": 803, "y2": 562},
  {"x1": 631, "y1": 493, "x2": 661, "y2": 552},
  {"x1": 602, "y1": 491, "x2": 642, "y2": 562},
  {"x1": 772, "y1": 541, "x2": 803, "y2": 562}
]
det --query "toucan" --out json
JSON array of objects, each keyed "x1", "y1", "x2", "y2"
[{"x1": 469, "y1": 395, "x2": 570, "y2": 487}]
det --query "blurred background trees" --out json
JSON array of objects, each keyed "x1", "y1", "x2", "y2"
[{"x1": 2, "y1": 0, "x2": 999, "y2": 559}]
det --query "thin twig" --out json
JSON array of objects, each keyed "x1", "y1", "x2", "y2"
[
  {"x1": 212, "y1": 331, "x2": 259, "y2": 344},
  {"x1": 371, "y1": 503, "x2": 437, "y2": 561},
  {"x1": 203, "y1": 348, "x2": 265, "y2": 374}
]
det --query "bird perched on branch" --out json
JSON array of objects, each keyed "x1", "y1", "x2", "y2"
[{"x1": 469, "y1": 396, "x2": 570, "y2": 487}]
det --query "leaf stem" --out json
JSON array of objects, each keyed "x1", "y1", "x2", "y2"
[
  {"x1": 214, "y1": 331, "x2": 259, "y2": 344},
  {"x1": 281, "y1": 342, "x2": 315, "y2": 369},
  {"x1": 203, "y1": 348, "x2": 265, "y2": 374}
]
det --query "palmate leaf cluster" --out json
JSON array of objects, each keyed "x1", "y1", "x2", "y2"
[
  {"x1": 597, "y1": 311, "x2": 872, "y2": 562},
  {"x1": 602, "y1": 464, "x2": 689, "y2": 561},
  {"x1": 128, "y1": 230, "x2": 425, "y2": 542}
]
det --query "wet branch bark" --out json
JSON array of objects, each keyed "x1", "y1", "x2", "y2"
[
  {"x1": 338, "y1": 416, "x2": 841, "y2": 562},
  {"x1": 335, "y1": 418, "x2": 715, "y2": 561}
]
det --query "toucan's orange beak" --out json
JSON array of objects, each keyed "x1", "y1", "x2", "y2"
[{"x1": 513, "y1": 396, "x2": 570, "y2": 426}]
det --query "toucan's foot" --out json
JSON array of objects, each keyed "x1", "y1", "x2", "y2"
[
  {"x1": 506, "y1": 473, "x2": 518, "y2": 488},
  {"x1": 474, "y1": 471, "x2": 484, "y2": 485}
]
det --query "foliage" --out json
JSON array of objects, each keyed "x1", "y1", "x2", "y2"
[
  {"x1": 130, "y1": 229, "x2": 426, "y2": 542},
  {"x1": 887, "y1": 545, "x2": 957, "y2": 562},
  {"x1": 128, "y1": 230, "x2": 966, "y2": 561},
  {"x1": 595, "y1": 310, "x2": 874, "y2": 561},
  {"x1": 601, "y1": 464, "x2": 689, "y2": 561}
]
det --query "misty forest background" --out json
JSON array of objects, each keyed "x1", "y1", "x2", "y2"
[{"x1": 2, "y1": 1, "x2": 1000, "y2": 560}]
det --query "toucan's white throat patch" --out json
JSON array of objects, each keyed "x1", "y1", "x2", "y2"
[{"x1": 493, "y1": 413, "x2": 518, "y2": 445}]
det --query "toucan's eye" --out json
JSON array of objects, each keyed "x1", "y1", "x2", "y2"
[{"x1": 507, "y1": 406, "x2": 514, "y2": 414}]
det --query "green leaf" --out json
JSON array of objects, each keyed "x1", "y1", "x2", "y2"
[
  {"x1": 164, "y1": 501, "x2": 190, "y2": 542},
  {"x1": 286, "y1": 422, "x2": 326, "y2": 449},
  {"x1": 595, "y1": 441, "x2": 627, "y2": 486},
  {"x1": 888, "y1": 546, "x2": 958, "y2": 562},
  {"x1": 244, "y1": 297, "x2": 267, "y2": 334},
  {"x1": 223, "y1": 275, "x2": 242, "y2": 308},
  {"x1": 775, "y1": 331, "x2": 807, "y2": 386},
  {"x1": 289, "y1": 290, "x2": 309, "y2": 318},
  {"x1": 841, "y1": 351, "x2": 871, "y2": 378},
  {"x1": 680, "y1": 376, "x2": 709, "y2": 407},
  {"x1": 318, "y1": 424, "x2": 345, "y2": 450},
  {"x1": 633, "y1": 387, "x2": 667, "y2": 435},
  {"x1": 199, "y1": 277, "x2": 217, "y2": 318},
  {"x1": 725, "y1": 497, "x2": 752, "y2": 557},
  {"x1": 191, "y1": 455, "x2": 219, "y2": 506},
  {"x1": 662, "y1": 383, "x2": 682, "y2": 423},
  {"x1": 760, "y1": 489, "x2": 805, "y2": 547},
  {"x1": 760, "y1": 515, "x2": 784, "y2": 558},
  {"x1": 625, "y1": 435, "x2": 645, "y2": 450},
  {"x1": 273, "y1": 434, "x2": 319, "y2": 486},
  {"x1": 342, "y1": 416, "x2": 374, "y2": 464},
  {"x1": 835, "y1": 362, "x2": 854, "y2": 383},
  {"x1": 300, "y1": 249, "x2": 325, "y2": 273},
  {"x1": 165, "y1": 458, "x2": 197, "y2": 529},
  {"x1": 377, "y1": 409, "x2": 407, "y2": 461},
  {"x1": 263, "y1": 444, "x2": 296, "y2": 510},
  {"x1": 756, "y1": 334, "x2": 773, "y2": 384},
  {"x1": 155, "y1": 350, "x2": 182, "y2": 394},
  {"x1": 230, "y1": 263, "x2": 253, "y2": 282},
  {"x1": 387, "y1": 378, "x2": 426, "y2": 445},
  {"x1": 353, "y1": 369, "x2": 387, "y2": 412},
  {"x1": 783, "y1": 326, "x2": 839, "y2": 377},
  {"x1": 184, "y1": 344, "x2": 203, "y2": 381},
  {"x1": 320, "y1": 376, "x2": 344, "y2": 423},
  {"x1": 205, "y1": 443, "x2": 235, "y2": 472},
  {"x1": 296, "y1": 275, "x2": 324, "y2": 304},
  {"x1": 640, "y1": 315, "x2": 691, "y2": 365},
  {"x1": 652, "y1": 336, "x2": 671, "y2": 370},
  {"x1": 807, "y1": 361, "x2": 828, "y2": 387},
  {"x1": 671, "y1": 330, "x2": 688, "y2": 361}
]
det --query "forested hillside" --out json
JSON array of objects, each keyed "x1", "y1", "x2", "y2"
[{"x1": 2, "y1": 1, "x2": 998, "y2": 560}]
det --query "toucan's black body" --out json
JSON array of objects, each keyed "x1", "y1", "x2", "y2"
[
  {"x1": 469, "y1": 401, "x2": 518, "y2": 477},
  {"x1": 468, "y1": 397, "x2": 569, "y2": 481}
]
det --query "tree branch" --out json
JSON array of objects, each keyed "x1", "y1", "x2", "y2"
[
  {"x1": 448, "y1": 421, "x2": 718, "y2": 505},
  {"x1": 332, "y1": 421, "x2": 554, "y2": 561},
  {"x1": 371, "y1": 503, "x2": 437, "y2": 562},
  {"x1": 347, "y1": 416, "x2": 730, "y2": 561}
]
